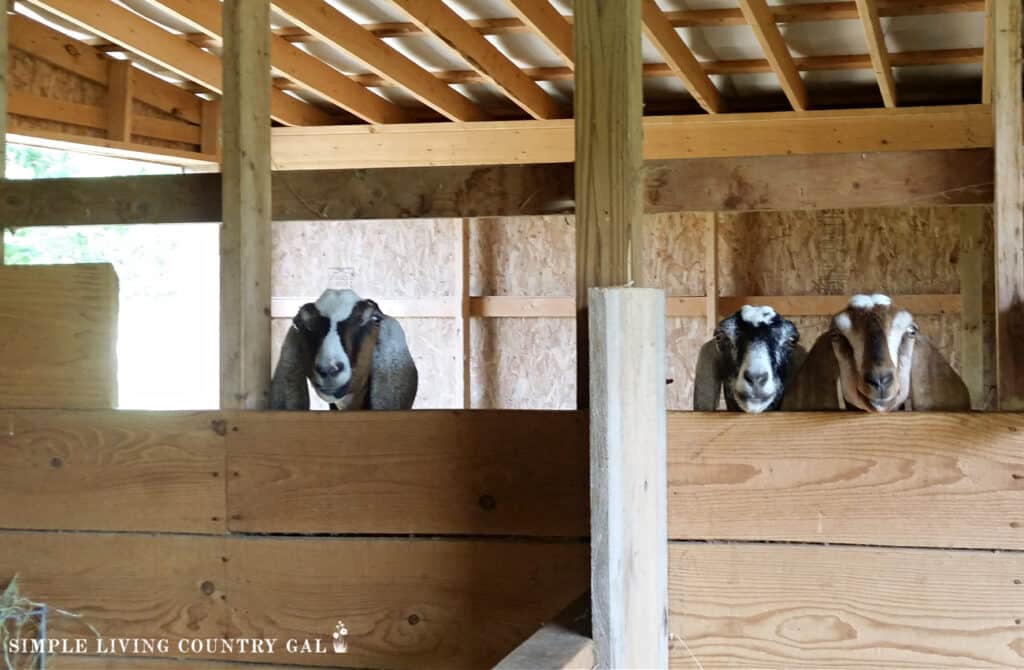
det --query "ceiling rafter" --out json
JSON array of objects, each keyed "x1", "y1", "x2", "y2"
[
  {"x1": 24, "y1": 0, "x2": 337, "y2": 126},
  {"x1": 147, "y1": 0, "x2": 410, "y2": 124},
  {"x1": 390, "y1": 0, "x2": 565, "y2": 120},
  {"x1": 737, "y1": 0, "x2": 809, "y2": 111},
  {"x1": 272, "y1": 0, "x2": 487, "y2": 123},
  {"x1": 854, "y1": 0, "x2": 898, "y2": 107},
  {"x1": 504, "y1": 0, "x2": 574, "y2": 69},
  {"x1": 641, "y1": 0, "x2": 723, "y2": 114}
]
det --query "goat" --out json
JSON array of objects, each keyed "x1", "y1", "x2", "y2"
[
  {"x1": 782, "y1": 294, "x2": 969, "y2": 411},
  {"x1": 693, "y1": 305, "x2": 806, "y2": 413},
  {"x1": 270, "y1": 288, "x2": 418, "y2": 410}
]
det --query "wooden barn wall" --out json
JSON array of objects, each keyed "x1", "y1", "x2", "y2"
[
  {"x1": 271, "y1": 206, "x2": 994, "y2": 411},
  {"x1": 8, "y1": 46, "x2": 195, "y2": 153}
]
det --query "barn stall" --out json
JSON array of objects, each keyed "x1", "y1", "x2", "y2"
[{"x1": 0, "y1": 0, "x2": 1022, "y2": 668}]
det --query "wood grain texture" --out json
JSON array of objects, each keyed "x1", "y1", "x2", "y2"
[
  {"x1": 737, "y1": 0, "x2": 809, "y2": 110},
  {"x1": 227, "y1": 410, "x2": 588, "y2": 536},
  {"x1": 589, "y1": 289, "x2": 668, "y2": 668},
  {"x1": 220, "y1": 0, "x2": 272, "y2": 410},
  {"x1": 55, "y1": 659, "x2": 302, "y2": 670},
  {"x1": 105, "y1": 60, "x2": 133, "y2": 142},
  {"x1": 992, "y1": 0, "x2": 1024, "y2": 410},
  {"x1": 669, "y1": 543, "x2": 1024, "y2": 668},
  {"x1": 642, "y1": 0, "x2": 723, "y2": 113},
  {"x1": 958, "y1": 207, "x2": 987, "y2": 407},
  {"x1": 667, "y1": 412, "x2": 1024, "y2": 549},
  {"x1": 0, "y1": 410, "x2": 226, "y2": 533},
  {"x1": 0, "y1": 532, "x2": 588, "y2": 669},
  {"x1": 0, "y1": 149, "x2": 994, "y2": 229},
  {"x1": 0, "y1": 264, "x2": 117, "y2": 409},
  {"x1": 854, "y1": 0, "x2": 898, "y2": 107}
]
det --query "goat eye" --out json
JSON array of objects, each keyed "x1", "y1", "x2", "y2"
[
  {"x1": 371, "y1": 313, "x2": 382, "y2": 324},
  {"x1": 906, "y1": 325, "x2": 919, "y2": 338}
]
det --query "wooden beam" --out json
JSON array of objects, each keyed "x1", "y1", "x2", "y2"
[
  {"x1": 24, "y1": 0, "x2": 333, "y2": 126},
  {"x1": 958, "y1": 207, "x2": 986, "y2": 408},
  {"x1": 737, "y1": 0, "x2": 809, "y2": 110},
  {"x1": 8, "y1": 13, "x2": 203, "y2": 125},
  {"x1": 506, "y1": 0, "x2": 574, "y2": 69},
  {"x1": 272, "y1": 0, "x2": 487, "y2": 122},
  {"x1": 705, "y1": 214, "x2": 719, "y2": 336},
  {"x1": 391, "y1": 0, "x2": 564, "y2": 120},
  {"x1": 220, "y1": 0, "x2": 272, "y2": 410},
  {"x1": 200, "y1": 99, "x2": 219, "y2": 157},
  {"x1": 149, "y1": 0, "x2": 409, "y2": 124},
  {"x1": 7, "y1": 126, "x2": 217, "y2": 166},
  {"x1": 1, "y1": 3, "x2": 7, "y2": 265},
  {"x1": 854, "y1": 0, "x2": 898, "y2": 107},
  {"x1": 105, "y1": 60, "x2": 134, "y2": 142},
  {"x1": 993, "y1": 0, "x2": 1024, "y2": 410},
  {"x1": 458, "y1": 219, "x2": 472, "y2": 408},
  {"x1": 671, "y1": 543, "x2": 1024, "y2": 667},
  {"x1": 0, "y1": 149, "x2": 997, "y2": 228},
  {"x1": 271, "y1": 105, "x2": 994, "y2": 169},
  {"x1": 494, "y1": 594, "x2": 594, "y2": 669},
  {"x1": 588, "y1": 289, "x2": 668, "y2": 668},
  {"x1": 982, "y1": 0, "x2": 994, "y2": 103},
  {"x1": 642, "y1": 0, "x2": 723, "y2": 114},
  {"x1": 668, "y1": 412, "x2": 1024, "y2": 549}
]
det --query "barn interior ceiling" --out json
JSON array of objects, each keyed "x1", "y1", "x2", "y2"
[{"x1": 11, "y1": 0, "x2": 998, "y2": 127}]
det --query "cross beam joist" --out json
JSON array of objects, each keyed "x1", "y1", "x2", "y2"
[
  {"x1": 23, "y1": 0, "x2": 335, "y2": 126},
  {"x1": 0, "y1": 148, "x2": 995, "y2": 227},
  {"x1": 271, "y1": 104, "x2": 994, "y2": 169}
]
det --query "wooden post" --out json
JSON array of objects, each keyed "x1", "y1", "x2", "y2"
[
  {"x1": 705, "y1": 213, "x2": 719, "y2": 337},
  {"x1": 574, "y1": 0, "x2": 644, "y2": 409},
  {"x1": 993, "y1": 0, "x2": 1024, "y2": 410},
  {"x1": 457, "y1": 218, "x2": 471, "y2": 408},
  {"x1": 219, "y1": 0, "x2": 272, "y2": 409},
  {"x1": 106, "y1": 60, "x2": 133, "y2": 143},
  {"x1": 958, "y1": 207, "x2": 986, "y2": 408},
  {"x1": 0, "y1": 2, "x2": 8, "y2": 265},
  {"x1": 588, "y1": 287, "x2": 667, "y2": 669}
]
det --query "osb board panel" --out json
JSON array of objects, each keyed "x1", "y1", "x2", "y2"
[
  {"x1": 471, "y1": 318, "x2": 576, "y2": 409},
  {"x1": 0, "y1": 264, "x2": 118, "y2": 409},
  {"x1": 272, "y1": 219, "x2": 457, "y2": 298},
  {"x1": 669, "y1": 543, "x2": 1024, "y2": 668},
  {"x1": 0, "y1": 532, "x2": 589, "y2": 669},
  {"x1": 0, "y1": 410, "x2": 226, "y2": 533},
  {"x1": 270, "y1": 317, "x2": 458, "y2": 409},
  {"x1": 227, "y1": 411, "x2": 588, "y2": 536},
  {"x1": 667, "y1": 412, "x2": 1024, "y2": 549}
]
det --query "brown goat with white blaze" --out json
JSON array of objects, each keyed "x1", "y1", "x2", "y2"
[{"x1": 782, "y1": 294, "x2": 970, "y2": 412}]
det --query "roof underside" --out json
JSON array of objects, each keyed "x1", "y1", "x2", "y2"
[{"x1": 12, "y1": 0, "x2": 1001, "y2": 126}]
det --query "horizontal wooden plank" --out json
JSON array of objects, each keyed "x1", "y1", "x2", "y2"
[
  {"x1": 0, "y1": 149, "x2": 994, "y2": 228},
  {"x1": 0, "y1": 264, "x2": 118, "y2": 409},
  {"x1": 50, "y1": 659, "x2": 301, "y2": 670},
  {"x1": 0, "y1": 532, "x2": 588, "y2": 669},
  {"x1": 272, "y1": 296, "x2": 460, "y2": 318},
  {"x1": 7, "y1": 127, "x2": 217, "y2": 167},
  {"x1": 271, "y1": 106, "x2": 994, "y2": 169},
  {"x1": 668, "y1": 413, "x2": 1024, "y2": 549},
  {"x1": 0, "y1": 410, "x2": 226, "y2": 533},
  {"x1": 226, "y1": 410, "x2": 588, "y2": 536},
  {"x1": 670, "y1": 543, "x2": 1024, "y2": 668}
]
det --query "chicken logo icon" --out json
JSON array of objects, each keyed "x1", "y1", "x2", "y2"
[{"x1": 332, "y1": 620, "x2": 348, "y2": 653}]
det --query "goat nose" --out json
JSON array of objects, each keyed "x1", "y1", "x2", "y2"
[
  {"x1": 315, "y1": 361, "x2": 346, "y2": 377},
  {"x1": 864, "y1": 369, "x2": 894, "y2": 391},
  {"x1": 743, "y1": 370, "x2": 769, "y2": 387}
]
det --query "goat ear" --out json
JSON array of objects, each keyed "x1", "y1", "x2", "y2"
[
  {"x1": 781, "y1": 334, "x2": 841, "y2": 410},
  {"x1": 270, "y1": 325, "x2": 312, "y2": 410},
  {"x1": 368, "y1": 316, "x2": 418, "y2": 410},
  {"x1": 692, "y1": 340, "x2": 723, "y2": 411},
  {"x1": 909, "y1": 333, "x2": 971, "y2": 410}
]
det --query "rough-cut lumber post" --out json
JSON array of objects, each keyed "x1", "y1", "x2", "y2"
[
  {"x1": 458, "y1": 218, "x2": 471, "y2": 408},
  {"x1": 588, "y1": 288, "x2": 668, "y2": 668},
  {"x1": 220, "y1": 0, "x2": 272, "y2": 409},
  {"x1": 957, "y1": 207, "x2": 986, "y2": 408},
  {"x1": 574, "y1": 0, "x2": 644, "y2": 408},
  {"x1": 705, "y1": 213, "x2": 719, "y2": 337},
  {"x1": 992, "y1": 0, "x2": 1024, "y2": 410},
  {"x1": 106, "y1": 59, "x2": 133, "y2": 142},
  {"x1": 0, "y1": 2, "x2": 7, "y2": 264}
]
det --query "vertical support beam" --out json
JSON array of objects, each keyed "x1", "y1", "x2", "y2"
[
  {"x1": 457, "y1": 218, "x2": 471, "y2": 408},
  {"x1": 574, "y1": 0, "x2": 644, "y2": 409},
  {"x1": 200, "y1": 98, "x2": 221, "y2": 158},
  {"x1": 106, "y1": 59, "x2": 133, "y2": 142},
  {"x1": 958, "y1": 207, "x2": 986, "y2": 408},
  {"x1": 993, "y1": 0, "x2": 1024, "y2": 410},
  {"x1": 0, "y1": 2, "x2": 8, "y2": 265},
  {"x1": 588, "y1": 287, "x2": 667, "y2": 669},
  {"x1": 982, "y1": 0, "x2": 994, "y2": 104},
  {"x1": 705, "y1": 213, "x2": 719, "y2": 337},
  {"x1": 220, "y1": 0, "x2": 272, "y2": 409}
]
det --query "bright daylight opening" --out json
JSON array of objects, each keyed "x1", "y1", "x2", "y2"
[{"x1": 3, "y1": 144, "x2": 219, "y2": 409}]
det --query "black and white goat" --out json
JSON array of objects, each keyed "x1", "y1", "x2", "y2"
[
  {"x1": 270, "y1": 289, "x2": 418, "y2": 410},
  {"x1": 693, "y1": 305, "x2": 805, "y2": 413}
]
